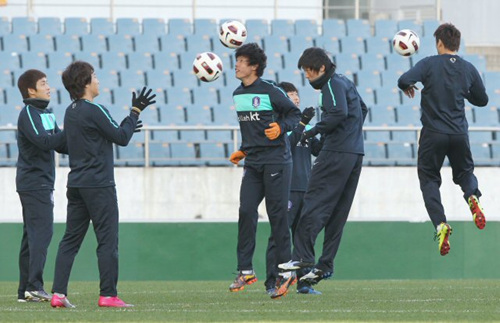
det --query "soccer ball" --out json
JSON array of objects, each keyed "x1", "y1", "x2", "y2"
[
  {"x1": 192, "y1": 52, "x2": 223, "y2": 82},
  {"x1": 219, "y1": 20, "x2": 247, "y2": 49},
  {"x1": 392, "y1": 29, "x2": 420, "y2": 56}
]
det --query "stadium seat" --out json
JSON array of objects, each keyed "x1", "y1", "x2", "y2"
[
  {"x1": 490, "y1": 142, "x2": 500, "y2": 165},
  {"x1": 271, "y1": 19, "x2": 295, "y2": 37},
  {"x1": 108, "y1": 34, "x2": 134, "y2": 53},
  {"x1": 422, "y1": 19, "x2": 440, "y2": 37},
  {"x1": 385, "y1": 54, "x2": 411, "y2": 73},
  {"x1": 295, "y1": 19, "x2": 319, "y2": 37},
  {"x1": 171, "y1": 70, "x2": 198, "y2": 88},
  {"x1": 198, "y1": 142, "x2": 228, "y2": 166},
  {"x1": 151, "y1": 129, "x2": 179, "y2": 142},
  {"x1": 0, "y1": 16, "x2": 10, "y2": 34},
  {"x1": 282, "y1": 51, "x2": 303, "y2": 70},
  {"x1": 483, "y1": 71, "x2": 500, "y2": 92},
  {"x1": 115, "y1": 143, "x2": 145, "y2": 166},
  {"x1": 346, "y1": 19, "x2": 371, "y2": 38},
  {"x1": 355, "y1": 70, "x2": 382, "y2": 89},
  {"x1": 134, "y1": 34, "x2": 160, "y2": 53},
  {"x1": 397, "y1": 20, "x2": 422, "y2": 37},
  {"x1": 54, "y1": 34, "x2": 80, "y2": 52},
  {"x1": 288, "y1": 35, "x2": 314, "y2": 54},
  {"x1": 473, "y1": 106, "x2": 499, "y2": 126},
  {"x1": 334, "y1": 53, "x2": 360, "y2": 74},
  {"x1": 2, "y1": 86, "x2": 22, "y2": 107},
  {"x1": 360, "y1": 54, "x2": 385, "y2": 72},
  {"x1": 369, "y1": 104, "x2": 397, "y2": 125},
  {"x1": 1, "y1": 143, "x2": 17, "y2": 166},
  {"x1": 127, "y1": 52, "x2": 154, "y2": 71},
  {"x1": 363, "y1": 142, "x2": 387, "y2": 165},
  {"x1": 168, "y1": 142, "x2": 202, "y2": 166},
  {"x1": 365, "y1": 36, "x2": 391, "y2": 56},
  {"x1": 100, "y1": 51, "x2": 127, "y2": 70},
  {"x1": 262, "y1": 35, "x2": 289, "y2": 53},
  {"x1": 0, "y1": 128, "x2": 17, "y2": 143},
  {"x1": 47, "y1": 51, "x2": 73, "y2": 71},
  {"x1": 148, "y1": 142, "x2": 172, "y2": 166},
  {"x1": 11, "y1": 17, "x2": 37, "y2": 35},
  {"x1": 340, "y1": 36, "x2": 366, "y2": 54},
  {"x1": 168, "y1": 18, "x2": 192, "y2": 36},
  {"x1": 20, "y1": 52, "x2": 47, "y2": 70},
  {"x1": 116, "y1": 18, "x2": 141, "y2": 35},
  {"x1": 185, "y1": 104, "x2": 212, "y2": 125},
  {"x1": 38, "y1": 17, "x2": 62, "y2": 35},
  {"x1": 159, "y1": 34, "x2": 186, "y2": 53},
  {"x1": 391, "y1": 129, "x2": 418, "y2": 143},
  {"x1": 374, "y1": 19, "x2": 398, "y2": 37},
  {"x1": 206, "y1": 129, "x2": 234, "y2": 142},
  {"x1": 470, "y1": 142, "x2": 492, "y2": 166},
  {"x1": 179, "y1": 51, "x2": 199, "y2": 70},
  {"x1": 212, "y1": 104, "x2": 238, "y2": 125},
  {"x1": 357, "y1": 86, "x2": 375, "y2": 106},
  {"x1": 192, "y1": 86, "x2": 219, "y2": 105},
  {"x1": 364, "y1": 129, "x2": 391, "y2": 142},
  {"x1": 193, "y1": 18, "x2": 217, "y2": 35},
  {"x1": 396, "y1": 104, "x2": 421, "y2": 126},
  {"x1": 2, "y1": 34, "x2": 29, "y2": 53},
  {"x1": 0, "y1": 52, "x2": 21, "y2": 71},
  {"x1": 185, "y1": 34, "x2": 212, "y2": 53},
  {"x1": 97, "y1": 87, "x2": 113, "y2": 107},
  {"x1": 298, "y1": 86, "x2": 320, "y2": 108},
  {"x1": 64, "y1": 17, "x2": 88, "y2": 35},
  {"x1": 469, "y1": 131, "x2": 493, "y2": 143},
  {"x1": 314, "y1": 35, "x2": 341, "y2": 54},
  {"x1": 266, "y1": 52, "x2": 284, "y2": 70},
  {"x1": 166, "y1": 86, "x2": 192, "y2": 106},
  {"x1": 29, "y1": 34, "x2": 55, "y2": 53},
  {"x1": 90, "y1": 17, "x2": 114, "y2": 35},
  {"x1": 142, "y1": 18, "x2": 166, "y2": 36},
  {"x1": 322, "y1": 19, "x2": 346, "y2": 38},
  {"x1": 112, "y1": 87, "x2": 135, "y2": 112},
  {"x1": 73, "y1": 52, "x2": 100, "y2": 69},
  {"x1": 146, "y1": 69, "x2": 173, "y2": 87},
  {"x1": 386, "y1": 142, "x2": 416, "y2": 165},
  {"x1": 80, "y1": 34, "x2": 107, "y2": 52},
  {"x1": 276, "y1": 69, "x2": 304, "y2": 87},
  {"x1": 119, "y1": 69, "x2": 146, "y2": 88},
  {"x1": 0, "y1": 70, "x2": 14, "y2": 88},
  {"x1": 160, "y1": 104, "x2": 186, "y2": 125},
  {"x1": 154, "y1": 51, "x2": 180, "y2": 71},
  {"x1": 462, "y1": 54, "x2": 487, "y2": 74},
  {"x1": 43, "y1": 69, "x2": 65, "y2": 92},
  {"x1": 245, "y1": 19, "x2": 269, "y2": 39},
  {"x1": 376, "y1": 87, "x2": 401, "y2": 106}
]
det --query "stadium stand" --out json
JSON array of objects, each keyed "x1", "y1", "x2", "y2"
[
  {"x1": 142, "y1": 18, "x2": 166, "y2": 36},
  {"x1": 38, "y1": 17, "x2": 62, "y2": 35}
]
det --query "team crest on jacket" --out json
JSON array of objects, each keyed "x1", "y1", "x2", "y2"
[{"x1": 252, "y1": 96, "x2": 260, "y2": 108}]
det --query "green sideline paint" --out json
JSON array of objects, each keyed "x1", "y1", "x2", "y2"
[{"x1": 0, "y1": 222, "x2": 498, "y2": 281}]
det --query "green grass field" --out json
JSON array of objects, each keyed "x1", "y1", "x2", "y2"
[{"x1": 1, "y1": 280, "x2": 499, "y2": 322}]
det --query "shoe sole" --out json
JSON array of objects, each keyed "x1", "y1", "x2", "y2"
[
  {"x1": 229, "y1": 277, "x2": 257, "y2": 292},
  {"x1": 439, "y1": 227, "x2": 451, "y2": 256},
  {"x1": 270, "y1": 276, "x2": 295, "y2": 299},
  {"x1": 469, "y1": 198, "x2": 486, "y2": 230},
  {"x1": 278, "y1": 262, "x2": 314, "y2": 271}
]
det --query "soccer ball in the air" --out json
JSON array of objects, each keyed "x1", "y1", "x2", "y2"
[
  {"x1": 193, "y1": 52, "x2": 223, "y2": 82},
  {"x1": 219, "y1": 20, "x2": 247, "y2": 49},
  {"x1": 392, "y1": 29, "x2": 420, "y2": 56}
]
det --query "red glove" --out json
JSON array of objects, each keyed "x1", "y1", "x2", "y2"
[
  {"x1": 229, "y1": 150, "x2": 247, "y2": 165},
  {"x1": 264, "y1": 122, "x2": 281, "y2": 140}
]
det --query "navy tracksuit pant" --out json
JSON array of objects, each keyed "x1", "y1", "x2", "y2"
[
  {"x1": 293, "y1": 151, "x2": 363, "y2": 274},
  {"x1": 418, "y1": 127, "x2": 481, "y2": 228},
  {"x1": 237, "y1": 163, "x2": 292, "y2": 272},
  {"x1": 52, "y1": 186, "x2": 119, "y2": 297},
  {"x1": 18, "y1": 190, "x2": 54, "y2": 298}
]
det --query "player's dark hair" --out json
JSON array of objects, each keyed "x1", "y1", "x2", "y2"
[
  {"x1": 298, "y1": 47, "x2": 336, "y2": 72},
  {"x1": 278, "y1": 81, "x2": 299, "y2": 94},
  {"x1": 62, "y1": 60, "x2": 94, "y2": 101},
  {"x1": 434, "y1": 23, "x2": 461, "y2": 52},
  {"x1": 235, "y1": 42, "x2": 267, "y2": 77},
  {"x1": 17, "y1": 69, "x2": 47, "y2": 99}
]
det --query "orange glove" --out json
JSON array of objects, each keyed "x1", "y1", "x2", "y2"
[
  {"x1": 229, "y1": 150, "x2": 247, "y2": 165},
  {"x1": 264, "y1": 122, "x2": 281, "y2": 140}
]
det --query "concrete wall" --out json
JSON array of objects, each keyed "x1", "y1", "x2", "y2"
[{"x1": 1, "y1": 166, "x2": 499, "y2": 223}]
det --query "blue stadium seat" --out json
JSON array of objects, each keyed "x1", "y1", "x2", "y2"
[
  {"x1": 262, "y1": 69, "x2": 278, "y2": 83},
  {"x1": 385, "y1": 54, "x2": 411, "y2": 74},
  {"x1": 142, "y1": 18, "x2": 166, "y2": 36},
  {"x1": 391, "y1": 129, "x2": 418, "y2": 143},
  {"x1": 43, "y1": 69, "x2": 65, "y2": 92},
  {"x1": 3, "y1": 87, "x2": 22, "y2": 107},
  {"x1": 38, "y1": 17, "x2": 62, "y2": 35},
  {"x1": 160, "y1": 105, "x2": 186, "y2": 125},
  {"x1": 277, "y1": 69, "x2": 303, "y2": 88},
  {"x1": 185, "y1": 104, "x2": 212, "y2": 125},
  {"x1": 115, "y1": 143, "x2": 145, "y2": 166},
  {"x1": 355, "y1": 70, "x2": 382, "y2": 89},
  {"x1": 262, "y1": 35, "x2": 289, "y2": 53},
  {"x1": 266, "y1": 52, "x2": 284, "y2": 70},
  {"x1": 212, "y1": 104, "x2": 238, "y2": 126},
  {"x1": 375, "y1": 87, "x2": 401, "y2": 106},
  {"x1": 168, "y1": 18, "x2": 192, "y2": 36},
  {"x1": 357, "y1": 86, "x2": 375, "y2": 106},
  {"x1": 73, "y1": 52, "x2": 100, "y2": 69},
  {"x1": 193, "y1": 18, "x2": 217, "y2": 35},
  {"x1": 245, "y1": 19, "x2": 269, "y2": 38},
  {"x1": 334, "y1": 53, "x2": 360, "y2": 74},
  {"x1": 116, "y1": 18, "x2": 141, "y2": 35},
  {"x1": 223, "y1": 71, "x2": 241, "y2": 88},
  {"x1": 0, "y1": 70, "x2": 14, "y2": 88},
  {"x1": 119, "y1": 69, "x2": 146, "y2": 88},
  {"x1": 140, "y1": 104, "x2": 161, "y2": 125},
  {"x1": 154, "y1": 51, "x2": 180, "y2": 71},
  {"x1": 215, "y1": 51, "x2": 233, "y2": 70},
  {"x1": 473, "y1": 106, "x2": 499, "y2": 126},
  {"x1": 64, "y1": 17, "x2": 88, "y2": 35},
  {"x1": 185, "y1": 34, "x2": 212, "y2": 53},
  {"x1": 346, "y1": 19, "x2": 371, "y2": 38},
  {"x1": 29, "y1": 34, "x2": 55, "y2": 52},
  {"x1": 54, "y1": 34, "x2": 80, "y2": 52},
  {"x1": 159, "y1": 34, "x2": 186, "y2": 53},
  {"x1": 297, "y1": 86, "x2": 320, "y2": 108},
  {"x1": 12, "y1": 17, "x2": 37, "y2": 35},
  {"x1": 374, "y1": 19, "x2": 398, "y2": 37},
  {"x1": 20, "y1": 52, "x2": 47, "y2": 70},
  {"x1": 340, "y1": 36, "x2": 366, "y2": 54},
  {"x1": 0, "y1": 128, "x2": 17, "y2": 143},
  {"x1": 97, "y1": 87, "x2": 113, "y2": 106},
  {"x1": 462, "y1": 54, "x2": 487, "y2": 74},
  {"x1": 151, "y1": 130, "x2": 179, "y2": 142},
  {"x1": 386, "y1": 142, "x2": 416, "y2": 165},
  {"x1": 166, "y1": 86, "x2": 192, "y2": 106},
  {"x1": 146, "y1": 69, "x2": 173, "y2": 87},
  {"x1": 180, "y1": 129, "x2": 206, "y2": 142},
  {"x1": 171, "y1": 70, "x2": 198, "y2": 88},
  {"x1": 0, "y1": 143, "x2": 17, "y2": 166},
  {"x1": 396, "y1": 104, "x2": 421, "y2": 126},
  {"x1": 206, "y1": 129, "x2": 234, "y2": 142},
  {"x1": 0, "y1": 16, "x2": 10, "y2": 34},
  {"x1": 199, "y1": 142, "x2": 228, "y2": 166},
  {"x1": 469, "y1": 131, "x2": 493, "y2": 143},
  {"x1": 168, "y1": 142, "x2": 202, "y2": 166},
  {"x1": 80, "y1": 34, "x2": 107, "y2": 52},
  {"x1": 271, "y1": 19, "x2": 295, "y2": 37},
  {"x1": 364, "y1": 129, "x2": 391, "y2": 142},
  {"x1": 288, "y1": 35, "x2": 314, "y2": 54},
  {"x1": 127, "y1": 52, "x2": 154, "y2": 71},
  {"x1": 295, "y1": 19, "x2": 319, "y2": 37},
  {"x1": 90, "y1": 18, "x2": 114, "y2": 35},
  {"x1": 422, "y1": 19, "x2": 440, "y2": 37},
  {"x1": 108, "y1": 34, "x2": 134, "y2": 53},
  {"x1": 112, "y1": 87, "x2": 135, "y2": 112},
  {"x1": 2, "y1": 34, "x2": 29, "y2": 53},
  {"x1": 470, "y1": 142, "x2": 492, "y2": 166},
  {"x1": 148, "y1": 142, "x2": 171, "y2": 166},
  {"x1": 192, "y1": 86, "x2": 219, "y2": 105},
  {"x1": 360, "y1": 54, "x2": 385, "y2": 72},
  {"x1": 282, "y1": 51, "x2": 302, "y2": 70},
  {"x1": 179, "y1": 51, "x2": 199, "y2": 70},
  {"x1": 365, "y1": 36, "x2": 391, "y2": 55},
  {"x1": 134, "y1": 34, "x2": 160, "y2": 53},
  {"x1": 314, "y1": 35, "x2": 341, "y2": 54},
  {"x1": 369, "y1": 104, "x2": 397, "y2": 125},
  {"x1": 322, "y1": 19, "x2": 346, "y2": 38},
  {"x1": 47, "y1": 51, "x2": 73, "y2": 71},
  {"x1": 100, "y1": 51, "x2": 127, "y2": 70},
  {"x1": 363, "y1": 142, "x2": 387, "y2": 165},
  {"x1": 397, "y1": 20, "x2": 422, "y2": 37},
  {"x1": 0, "y1": 52, "x2": 21, "y2": 71},
  {"x1": 483, "y1": 71, "x2": 500, "y2": 92}
]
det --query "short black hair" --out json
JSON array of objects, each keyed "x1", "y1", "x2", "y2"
[
  {"x1": 62, "y1": 61, "x2": 94, "y2": 101},
  {"x1": 17, "y1": 69, "x2": 47, "y2": 99},
  {"x1": 235, "y1": 42, "x2": 267, "y2": 77},
  {"x1": 434, "y1": 23, "x2": 461, "y2": 52},
  {"x1": 278, "y1": 81, "x2": 298, "y2": 94},
  {"x1": 297, "y1": 47, "x2": 335, "y2": 72}
]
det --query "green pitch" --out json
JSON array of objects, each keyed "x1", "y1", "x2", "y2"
[{"x1": 1, "y1": 280, "x2": 499, "y2": 322}]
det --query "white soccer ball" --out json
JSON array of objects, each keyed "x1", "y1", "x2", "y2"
[
  {"x1": 219, "y1": 20, "x2": 247, "y2": 49},
  {"x1": 192, "y1": 52, "x2": 223, "y2": 82},
  {"x1": 392, "y1": 29, "x2": 420, "y2": 56}
]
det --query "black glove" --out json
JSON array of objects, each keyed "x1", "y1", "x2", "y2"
[
  {"x1": 300, "y1": 127, "x2": 318, "y2": 145},
  {"x1": 131, "y1": 87, "x2": 156, "y2": 113},
  {"x1": 300, "y1": 106, "x2": 316, "y2": 125},
  {"x1": 134, "y1": 120, "x2": 143, "y2": 133}
]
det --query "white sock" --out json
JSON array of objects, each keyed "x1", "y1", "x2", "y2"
[
  {"x1": 55, "y1": 293, "x2": 65, "y2": 298},
  {"x1": 241, "y1": 270, "x2": 254, "y2": 275}
]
